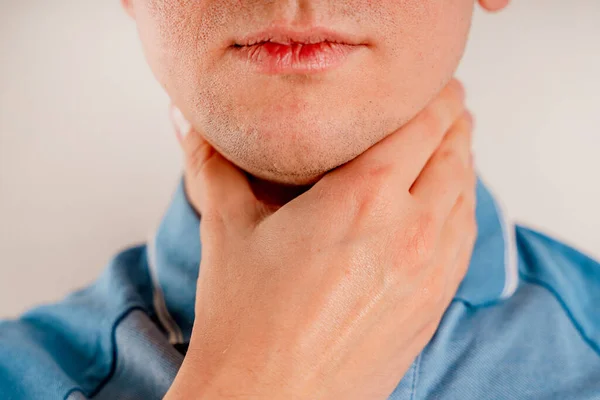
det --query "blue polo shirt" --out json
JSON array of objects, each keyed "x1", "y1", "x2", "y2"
[{"x1": 1, "y1": 178, "x2": 599, "y2": 399}]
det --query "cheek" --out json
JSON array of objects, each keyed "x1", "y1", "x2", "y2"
[
  {"x1": 132, "y1": 1, "x2": 214, "y2": 98},
  {"x1": 392, "y1": 0, "x2": 474, "y2": 71},
  {"x1": 374, "y1": 0, "x2": 474, "y2": 114},
  {"x1": 134, "y1": 0, "x2": 473, "y2": 125}
]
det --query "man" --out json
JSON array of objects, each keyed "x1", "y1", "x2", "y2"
[{"x1": 1, "y1": 1, "x2": 599, "y2": 399}]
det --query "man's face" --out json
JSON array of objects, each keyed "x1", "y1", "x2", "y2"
[{"x1": 126, "y1": 1, "x2": 475, "y2": 185}]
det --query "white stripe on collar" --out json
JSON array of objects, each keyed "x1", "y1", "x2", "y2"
[
  {"x1": 490, "y1": 189, "x2": 519, "y2": 299},
  {"x1": 146, "y1": 234, "x2": 184, "y2": 345}
]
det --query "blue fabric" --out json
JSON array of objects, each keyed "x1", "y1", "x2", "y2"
[
  {"x1": 455, "y1": 180, "x2": 513, "y2": 305},
  {"x1": 1, "y1": 177, "x2": 599, "y2": 399}
]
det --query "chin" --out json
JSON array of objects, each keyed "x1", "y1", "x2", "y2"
[
  {"x1": 195, "y1": 101, "x2": 406, "y2": 186},
  {"x1": 134, "y1": 0, "x2": 474, "y2": 188},
  {"x1": 240, "y1": 163, "x2": 329, "y2": 186},
  {"x1": 205, "y1": 126, "x2": 365, "y2": 186},
  {"x1": 235, "y1": 150, "x2": 349, "y2": 186}
]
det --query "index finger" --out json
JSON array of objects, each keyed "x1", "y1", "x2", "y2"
[
  {"x1": 478, "y1": 0, "x2": 510, "y2": 12},
  {"x1": 324, "y1": 79, "x2": 465, "y2": 192}
]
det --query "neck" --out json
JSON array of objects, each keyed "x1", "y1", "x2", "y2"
[{"x1": 245, "y1": 171, "x2": 314, "y2": 209}]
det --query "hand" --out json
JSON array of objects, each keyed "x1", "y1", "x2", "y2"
[
  {"x1": 478, "y1": 0, "x2": 510, "y2": 12},
  {"x1": 166, "y1": 79, "x2": 476, "y2": 400}
]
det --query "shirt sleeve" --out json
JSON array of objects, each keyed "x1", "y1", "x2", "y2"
[{"x1": 0, "y1": 246, "x2": 156, "y2": 400}]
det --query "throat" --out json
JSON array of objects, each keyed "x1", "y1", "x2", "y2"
[{"x1": 245, "y1": 172, "x2": 314, "y2": 209}]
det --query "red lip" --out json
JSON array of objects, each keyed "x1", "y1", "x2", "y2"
[
  {"x1": 230, "y1": 27, "x2": 368, "y2": 74},
  {"x1": 233, "y1": 27, "x2": 367, "y2": 47}
]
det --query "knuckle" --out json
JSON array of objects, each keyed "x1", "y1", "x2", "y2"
[
  {"x1": 362, "y1": 162, "x2": 395, "y2": 184},
  {"x1": 439, "y1": 148, "x2": 465, "y2": 173},
  {"x1": 448, "y1": 78, "x2": 465, "y2": 100},
  {"x1": 419, "y1": 106, "x2": 444, "y2": 138},
  {"x1": 440, "y1": 148, "x2": 463, "y2": 170},
  {"x1": 445, "y1": 79, "x2": 466, "y2": 110},
  {"x1": 354, "y1": 163, "x2": 394, "y2": 215}
]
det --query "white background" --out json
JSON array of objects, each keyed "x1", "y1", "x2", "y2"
[{"x1": 1, "y1": 1, "x2": 599, "y2": 317}]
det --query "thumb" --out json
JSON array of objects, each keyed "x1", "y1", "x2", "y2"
[{"x1": 170, "y1": 105, "x2": 259, "y2": 229}]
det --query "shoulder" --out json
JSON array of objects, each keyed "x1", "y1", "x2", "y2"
[
  {"x1": 0, "y1": 245, "x2": 156, "y2": 400},
  {"x1": 515, "y1": 225, "x2": 600, "y2": 355}
]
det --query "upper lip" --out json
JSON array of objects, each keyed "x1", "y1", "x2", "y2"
[{"x1": 233, "y1": 26, "x2": 366, "y2": 46}]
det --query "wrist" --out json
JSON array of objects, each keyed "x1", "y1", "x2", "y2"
[{"x1": 165, "y1": 353, "x2": 286, "y2": 400}]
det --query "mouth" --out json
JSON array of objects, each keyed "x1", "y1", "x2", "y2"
[{"x1": 229, "y1": 27, "x2": 368, "y2": 75}]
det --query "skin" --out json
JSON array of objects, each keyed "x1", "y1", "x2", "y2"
[
  {"x1": 120, "y1": 0, "x2": 508, "y2": 397},
  {"x1": 122, "y1": 0, "x2": 507, "y2": 186},
  {"x1": 166, "y1": 80, "x2": 475, "y2": 399}
]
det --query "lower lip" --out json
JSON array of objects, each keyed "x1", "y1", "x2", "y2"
[{"x1": 231, "y1": 41, "x2": 361, "y2": 74}]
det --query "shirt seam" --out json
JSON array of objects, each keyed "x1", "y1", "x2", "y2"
[
  {"x1": 409, "y1": 353, "x2": 422, "y2": 400},
  {"x1": 62, "y1": 305, "x2": 148, "y2": 400},
  {"x1": 517, "y1": 273, "x2": 600, "y2": 358},
  {"x1": 455, "y1": 278, "x2": 600, "y2": 358},
  {"x1": 146, "y1": 236, "x2": 185, "y2": 345}
]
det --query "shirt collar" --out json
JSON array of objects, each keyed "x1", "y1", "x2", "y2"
[{"x1": 148, "y1": 176, "x2": 519, "y2": 344}]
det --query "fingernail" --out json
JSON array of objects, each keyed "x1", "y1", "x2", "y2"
[{"x1": 170, "y1": 106, "x2": 191, "y2": 142}]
